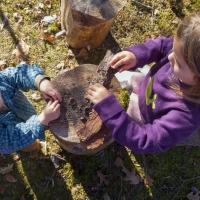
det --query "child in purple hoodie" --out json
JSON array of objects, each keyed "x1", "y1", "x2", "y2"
[{"x1": 86, "y1": 12, "x2": 200, "y2": 154}]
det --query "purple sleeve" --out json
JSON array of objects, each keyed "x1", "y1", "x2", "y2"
[
  {"x1": 124, "y1": 37, "x2": 174, "y2": 69},
  {"x1": 94, "y1": 95, "x2": 200, "y2": 154}
]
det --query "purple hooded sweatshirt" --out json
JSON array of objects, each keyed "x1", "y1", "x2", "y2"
[{"x1": 93, "y1": 37, "x2": 200, "y2": 154}]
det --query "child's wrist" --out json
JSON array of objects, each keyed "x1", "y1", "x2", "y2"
[
  {"x1": 38, "y1": 113, "x2": 49, "y2": 126},
  {"x1": 34, "y1": 74, "x2": 50, "y2": 90}
]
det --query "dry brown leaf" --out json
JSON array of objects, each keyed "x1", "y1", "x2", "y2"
[
  {"x1": 0, "y1": 60, "x2": 7, "y2": 70},
  {"x1": 45, "y1": 0, "x2": 51, "y2": 8},
  {"x1": 187, "y1": 191, "x2": 200, "y2": 200},
  {"x1": 5, "y1": 173, "x2": 17, "y2": 183},
  {"x1": 75, "y1": 48, "x2": 87, "y2": 58},
  {"x1": 0, "y1": 13, "x2": 9, "y2": 29},
  {"x1": 20, "y1": 40, "x2": 30, "y2": 55},
  {"x1": 12, "y1": 40, "x2": 30, "y2": 61},
  {"x1": 0, "y1": 163, "x2": 13, "y2": 174},
  {"x1": 13, "y1": 12, "x2": 23, "y2": 26},
  {"x1": 144, "y1": 173, "x2": 153, "y2": 186},
  {"x1": 97, "y1": 170, "x2": 109, "y2": 185},
  {"x1": 103, "y1": 192, "x2": 110, "y2": 200},
  {"x1": 20, "y1": 194, "x2": 26, "y2": 200},
  {"x1": 0, "y1": 185, "x2": 6, "y2": 194},
  {"x1": 55, "y1": 61, "x2": 65, "y2": 70},
  {"x1": 123, "y1": 168, "x2": 140, "y2": 185},
  {"x1": 154, "y1": 8, "x2": 159, "y2": 15},
  {"x1": 31, "y1": 93, "x2": 42, "y2": 102},
  {"x1": 114, "y1": 157, "x2": 141, "y2": 185},
  {"x1": 40, "y1": 29, "x2": 56, "y2": 43}
]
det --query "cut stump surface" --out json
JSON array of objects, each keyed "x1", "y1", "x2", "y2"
[{"x1": 49, "y1": 64, "x2": 121, "y2": 155}]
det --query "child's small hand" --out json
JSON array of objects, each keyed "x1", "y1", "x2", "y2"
[
  {"x1": 39, "y1": 79, "x2": 62, "y2": 102},
  {"x1": 86, "y1": 83, "x2": 109, "y2": 104},
  {"x1": 109, "y1": 51, "x2": 137, "y2": 72},
  {"x1": 38, "y1": 99, "x2": 61, "y2": 125}
]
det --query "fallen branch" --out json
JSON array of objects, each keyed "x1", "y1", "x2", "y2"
[{"x1": 172, "y1": 175, "x2": 200, "y2": 200}]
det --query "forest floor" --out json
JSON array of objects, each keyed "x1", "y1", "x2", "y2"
[{"x1": 1, "y1": 0, "x2": 200, "y2": 199}]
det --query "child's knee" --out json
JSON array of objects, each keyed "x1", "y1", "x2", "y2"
[{"x1": 20, "y1": 139, "x2": 40, "y2": 152}]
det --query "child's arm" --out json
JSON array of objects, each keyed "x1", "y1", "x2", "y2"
[
  {"x1": 86, "y1": 86, "x2": 200, "y2": 154},
  {"x1": 91, "y1": 94, "x2": 200, "y2": 154},
  {"x1": 110, "y1": 37, "x2": 173, "y2": 72},
  {"x1": 1, "y1": 64, "x2": 46, "y2": 92},
  {"x1": 0, "y1": 114, "x2": 45, "y2": 153},
  {"x1": 0, "y1": 99, "x2": 60, "y2": 153}
]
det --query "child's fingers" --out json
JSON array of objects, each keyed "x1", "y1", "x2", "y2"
[
  {"x1": 49, "y1": 100, "x2": 59, "y2": 108},
  {"x1": 50, "y1": 91, "x2": 59, "y2": 101},
  {"x1": 47, "y1": 98, "x2": 53, "y2": 105},
  {"x1": 87, "y1": 88, "x2": 95, "y2": 96},
  {"x1": 88, "y1": 85, "x2": 96, "y2": 92},
  {"x1": 109, "y1": 52, "x2": 125, "y2": 66},
  {"x1": 56, "y1": 91, "x2": 62, "y2": 102},
  {"x1": 110, "y1": 59, "x2": 125, "y2": 69},
  {"x1": 86, "y1": 93, "x2": 94, "y2": 102}
]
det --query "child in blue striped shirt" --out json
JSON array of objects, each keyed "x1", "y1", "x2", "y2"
[{"x1": 0, "y1": 63, "x2": 62, "y2": 154}]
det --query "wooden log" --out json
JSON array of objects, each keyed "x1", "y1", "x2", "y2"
[
  {"x1": 60, "y1": 0, "x2": 127, "y2": 49},
  {"x1": 48, "y1": 59, "x2": 121, "y2": 155}
]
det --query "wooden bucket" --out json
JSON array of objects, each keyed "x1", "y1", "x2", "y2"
[
  {"x1": 48, "y1": 63, "x2": 121, "y2": 155},
  {"x1": 60, "y1": 0, "x2": 127, "y2": 49}
]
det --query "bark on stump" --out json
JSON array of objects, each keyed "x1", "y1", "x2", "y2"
[
  {"x1": 60, "y1": 0, "x2": 127, "y2": 49},
  {"x1": 49, "y1": 62, "x2": 121, "y2": 155}
]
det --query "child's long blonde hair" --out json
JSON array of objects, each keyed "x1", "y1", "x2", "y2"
[{"x1": 171, "y1": 12, "x2": 200, "y2": 104}]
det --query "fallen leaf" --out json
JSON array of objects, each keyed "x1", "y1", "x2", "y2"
[
  {"x1": 97, "y1": 170, "x2": 109, "y2": 185},
  {"x1": 0, "y1": 163, "x2": 13, "y2": 174},
  {"x1": 0, "y1": 185, "x2": 6, "y2": 194},
  {"x1": 12, "y1": 40, "x2": 30, "y2": 61},
  {"x1": 55, "y1": 61, "x2": 65, "y2": 70},
  {"x1": 0, "y1": 13, "x2": 9, "y2": 29},
  {"x1": 5, "y1": 173, "x2": 17, "y2": 183},
  {"x1": 144, "y1": 173, "x2": 153, "y2": 186},
  {"x1": 20, "y1": 194, "x2": 26, "y2": 200},
  {"x1": 187, "y1": 191, "x2": 200, "y2": 200},
  {"x1": 0, "y1": 60, "x2": 7, "y2": 70},
  {"x1": 31, "y1": 93, "x2": 42, "y2": 102},
  {"x1": 13, "y1": 154, "x2": 20, "y2": 161},
  {"x1": 40, "y1": 29, "x2": 56, "y2": 43},
  {"x1": 13, "y1": 12, "x2": 23, "y2": 26},
  {"x1": 123, "y1": 168, "x2": 140, "y2": 185},
  {"x1": 49, "y1": 153, "x2": 66, "y2": 169},
  {"x1": 114, "y1": 157, "x2": 141, "y2": 185},
  {"x1": 103, "y1": 192, "x2": 110, "y2": 200},
  {"x1": 45, "y1": 0, "x2": 51, "y2": 8},
  {"x1": 154, "y1": 8, "x2": 159, "y2": 15},
  {"x1": 38, "y1": 3, "x2": 44, "y2": 8},
  {"x1": 74, "y1": 48, "x2": 87, "y2": 58}
]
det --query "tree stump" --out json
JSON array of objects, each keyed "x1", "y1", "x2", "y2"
[
  {"x1": 60, "y1": 0, "x2": 127, "y2": 49},
  {"x1": 49, "y1": 52, "x2": 121, "y2": 155}
]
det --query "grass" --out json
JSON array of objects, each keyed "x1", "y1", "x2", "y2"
[{"x1": 1, "y1": 0, "x2": 200, "y2": 199}]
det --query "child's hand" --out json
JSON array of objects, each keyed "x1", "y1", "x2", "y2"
[
  {"x1": 86, "y1": 83, "x2": 109, "y2": 104},
  {"x1": 39, "y1": 79, "x2": 62, "y2": 102},
  {"x1": 38, "y1": 99, "x2": 60, "y2": 125},
  {"x1": 109, "y1": 51, "x2": 137, "y2": 72}
]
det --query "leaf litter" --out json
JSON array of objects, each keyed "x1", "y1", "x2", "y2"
[{"x1": 114, "y1": 157, "x2": 142, "y2": 185}]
